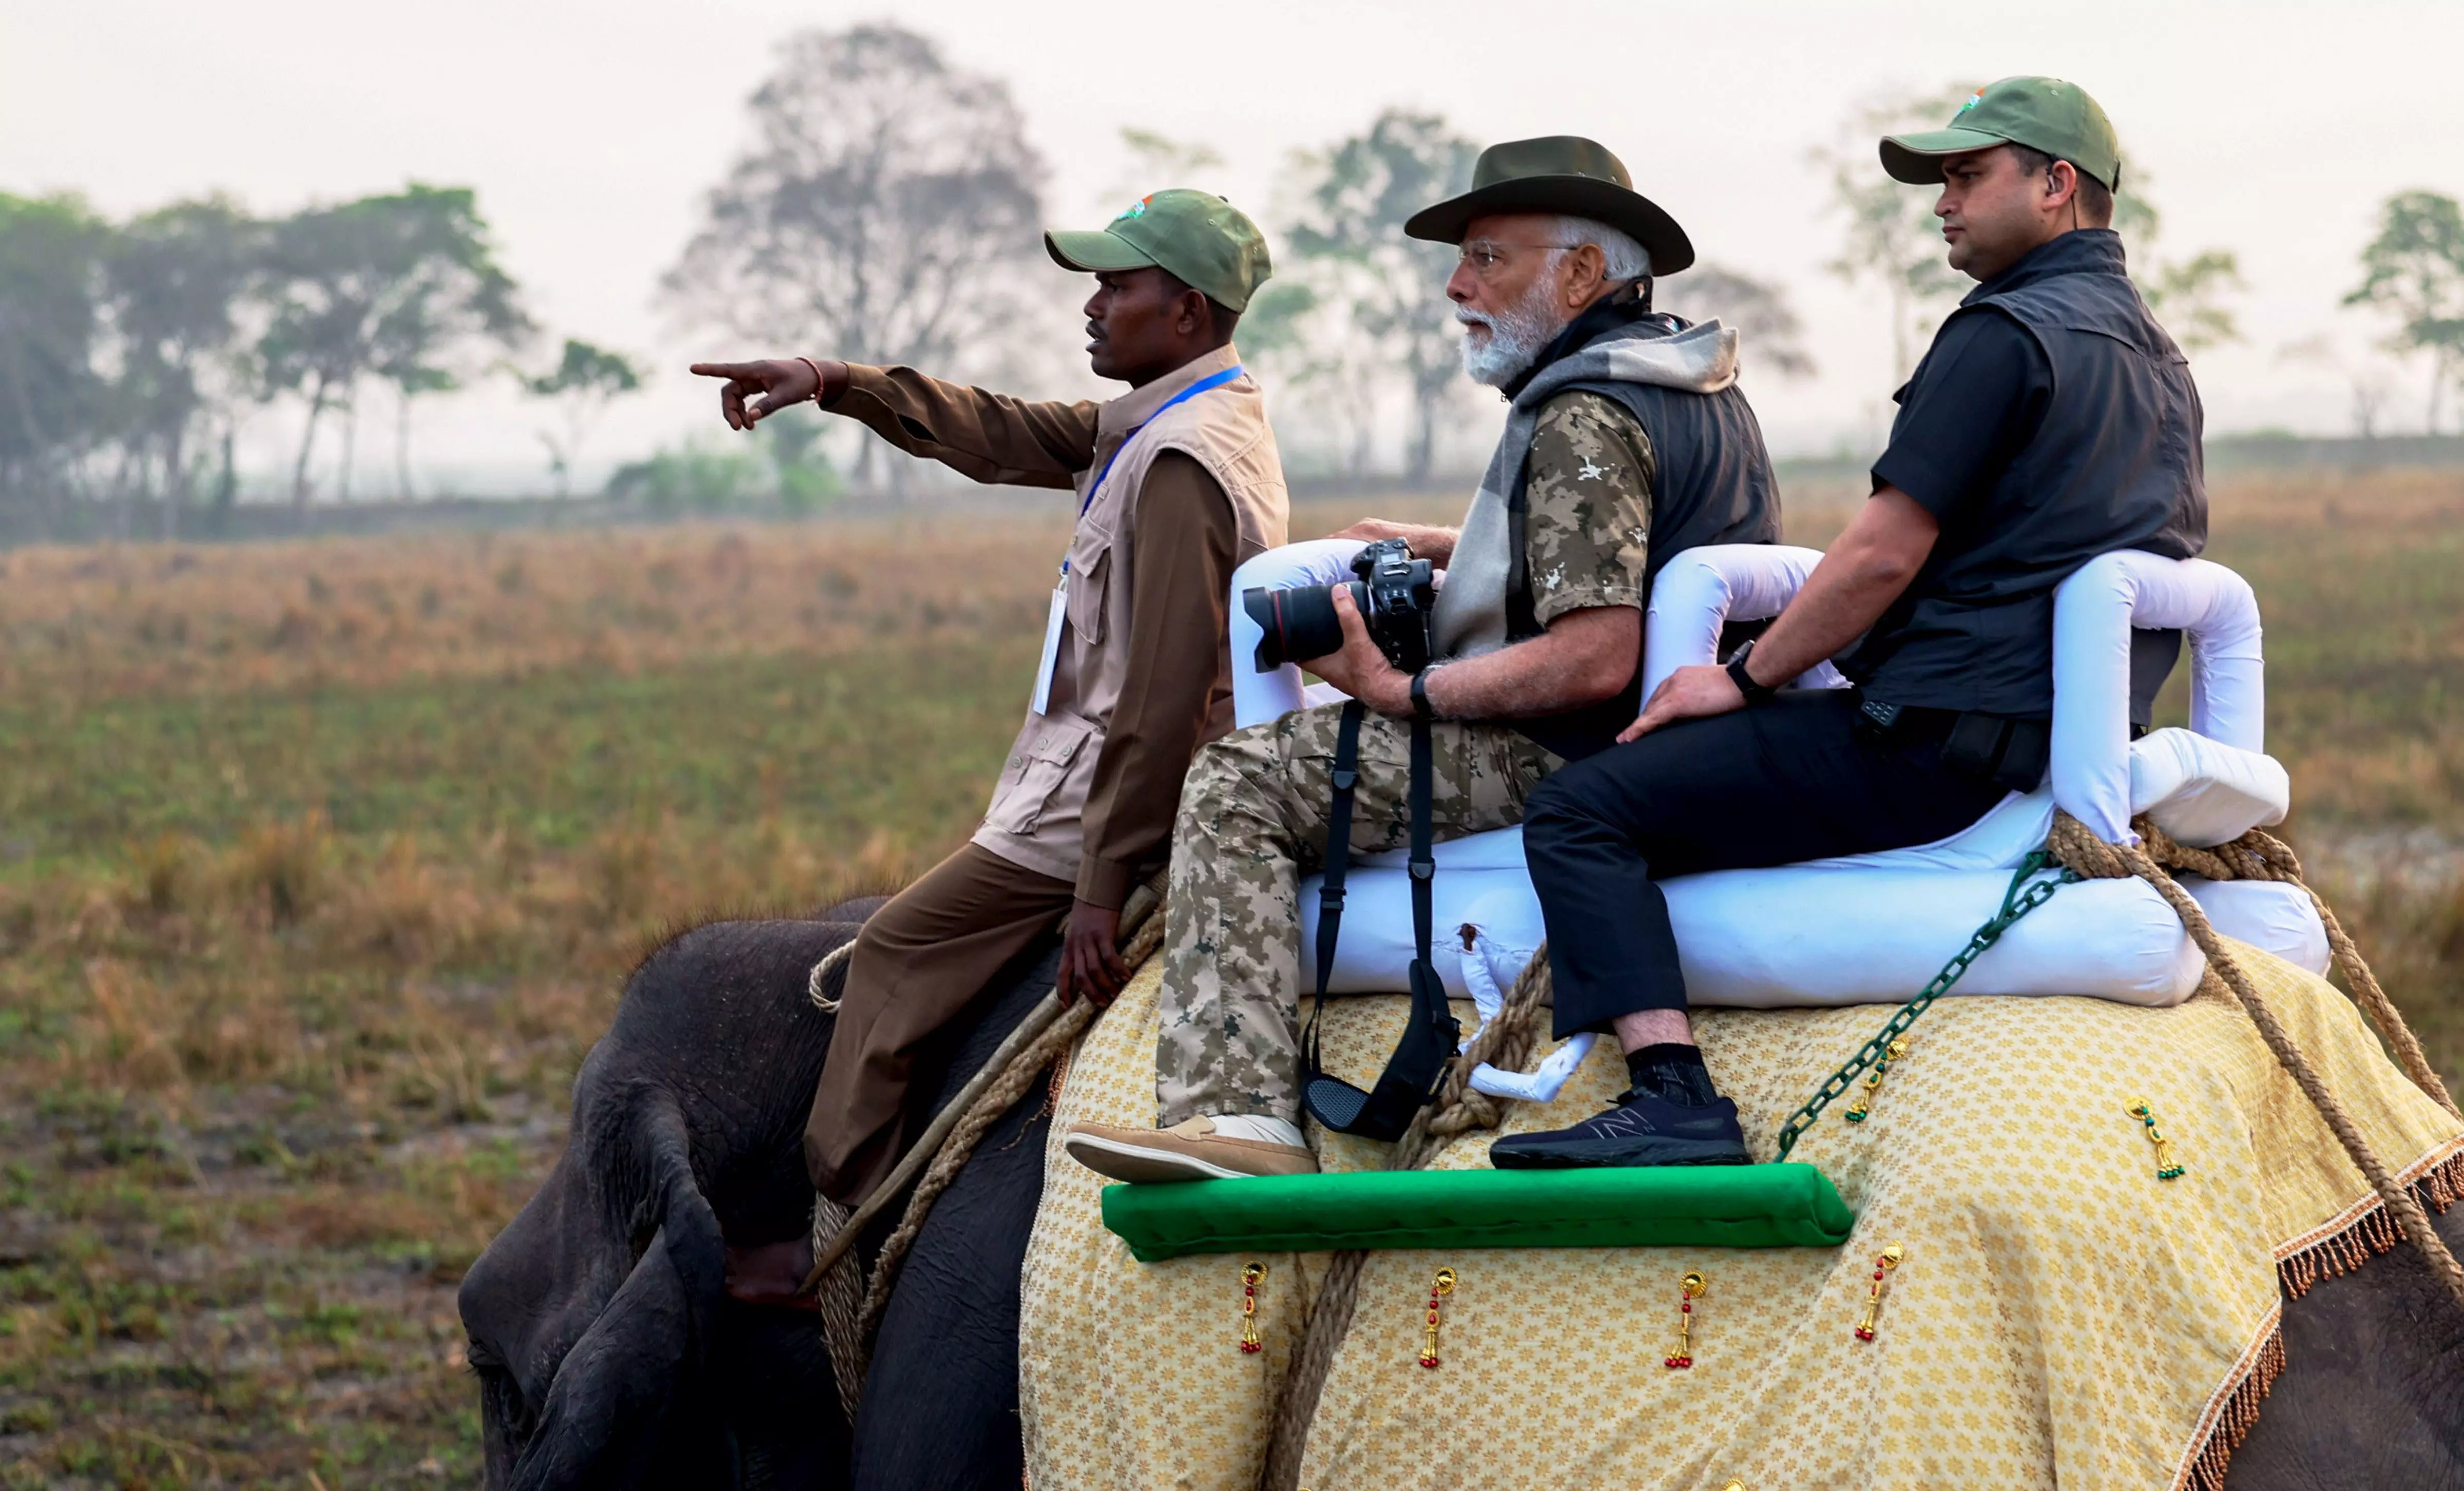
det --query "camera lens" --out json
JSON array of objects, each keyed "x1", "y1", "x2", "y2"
[{"x1": 1242, "y1": 582, "x2": 1357, "y2": 671}]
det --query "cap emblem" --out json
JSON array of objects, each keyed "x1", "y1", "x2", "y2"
[
  {"x1": 1958, "y1": 88, "x2": 1986, "y2": 113},
  {"x1": 1117, "y1": 196, "x2": 1151, "y2": 222}
]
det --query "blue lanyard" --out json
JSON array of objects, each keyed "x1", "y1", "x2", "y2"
[{"x1": 1073, "y1": 364, "x2": 1245, "y2": 532}]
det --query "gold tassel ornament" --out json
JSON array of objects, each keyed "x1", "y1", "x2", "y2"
[
  {"x1": 1844, "y1": 1036, "x2": 1912, "y2": 1122},
  {"x1": 2129, "y1": 1098, "x2": 2185, "y2": 1179},
  {"x1": 1418, "y1": 1268, "x2": 1456, "y2": 1369},
  {"x1": 1854, "y1": 1244, "x2": 1904, "y2": 1342},
  {"x1": 1238, "y1": 1262, "x2": 1265, "y2": 1354},
  {"x1": 1665, "y1": 1270, "x2": 1707, "y2": 1368}
]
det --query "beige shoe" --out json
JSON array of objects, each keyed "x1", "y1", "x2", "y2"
[{"x1": 1064, "y1": 1114, "x2": 1318, "y2": 1183}]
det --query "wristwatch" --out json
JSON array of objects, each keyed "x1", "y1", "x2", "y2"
[
  {"x1": 1724, "y1": 640, "x2": 1780, "y2": 707},
  {"x1": 1410, "y1": 667, "x2": 1439, "y2": 723}
]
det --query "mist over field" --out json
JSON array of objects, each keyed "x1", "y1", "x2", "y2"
[{"x1": 4, "y1": 3, "x2": 2464, "y2": 1484}]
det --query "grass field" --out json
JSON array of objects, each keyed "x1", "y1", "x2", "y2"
[{"x1": 4, "y1": 476, "x2": 2462, "y2": 1487}]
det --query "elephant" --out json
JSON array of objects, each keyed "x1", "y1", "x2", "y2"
[
  {"x1": 458, "y1": 900, "x2": 1057, "y2": 1490},
  {"x1": 460, "y1": 908, "x2": 2464, "y2": 1490}
]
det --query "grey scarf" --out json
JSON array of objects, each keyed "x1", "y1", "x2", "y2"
[{"x1": 1429, "y1": 317, "x2": 1741, "y2": 662}]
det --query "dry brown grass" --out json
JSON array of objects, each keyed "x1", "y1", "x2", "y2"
[{"x1": 0, "y1": 477, "x2": 2458, "y2": 1485}]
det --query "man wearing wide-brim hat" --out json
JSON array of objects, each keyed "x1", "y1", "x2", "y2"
[
  {"x1": 1493, "y1": 76, "x2": 2209, "y2": 1165},
  {"x1": 690, "y1": 191, "x2": 1292, "y2": 1252},
  {"x1": 1066, "y1": 137, "x2": 1786, "y2": 1183}
]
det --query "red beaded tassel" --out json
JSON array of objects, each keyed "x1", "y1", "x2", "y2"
[
  {"x1": 1665, "y1": 1270, "x2": 1706, "y2": 1368},
  {"x1": 1854, "y1": 1244, "x2": 1904, "y2": 1342},
  {"x1": 1238, "y1": 1263, "x2": 1264, "y2": 1354},
  {"x1": 1418, "y1": 1268, "x2": 1456, "y2": 1368}
]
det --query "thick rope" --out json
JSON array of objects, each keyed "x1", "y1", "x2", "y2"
[
  {"x1": 808, "y1": 939, "x2": 855, "y2": 1013},
  {"x1": 2134, "y1": 821, "x2": 2457, "y2": 1118},
  {"x1": 855, "y1": 999, "x2": 1100, "y2": 1342},
  {"x1": 1259, "y1": 943, "x2": 1553, "y2": 1491},
  {"x1": 2047, "y1": 811, "x2": 2464, "y2": 1313},
  {"x1": 813, "y1": 875, "x2": 1168, "y2": 1412},
  {"x1": 807, "y1": 1195, "x2": 868, "y2": 1424}
]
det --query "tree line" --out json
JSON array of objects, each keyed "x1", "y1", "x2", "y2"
[
  {"x1": 0, "y1": 186, "x2": 644, "y2": 539},
  {"x1": 6, "y1": 24, "x2": 2463, "y2": 540}
]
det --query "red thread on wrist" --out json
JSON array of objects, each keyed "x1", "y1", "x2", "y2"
[{"x1": 796, "y1": 357, "x2": 832, "y2": 405}]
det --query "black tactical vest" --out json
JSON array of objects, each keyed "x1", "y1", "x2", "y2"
[
  {"x1": 1506, "y1": 317, "x2": 1782, "y2": 762},
  {"x1": 1852, "y1": 229, "x2": 2208, "y2": 720}
]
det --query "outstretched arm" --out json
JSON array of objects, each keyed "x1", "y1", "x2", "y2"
[
  {"x1": 688, "y1": 357, "x2": 1100, "y2": 490},
  {"x1": 1618, "y1": 486, "x2": 1939, "y2": 741}
]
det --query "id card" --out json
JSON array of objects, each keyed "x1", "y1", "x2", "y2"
[{"x1": 1029, "y1": 576, "x2": 1068, "y2": 716}]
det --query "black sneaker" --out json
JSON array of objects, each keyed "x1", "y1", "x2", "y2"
[{"x1": 1488, "y1": 1089, "x2": 1751, "y2": 1169}]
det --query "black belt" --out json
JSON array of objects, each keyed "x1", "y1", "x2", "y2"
[{"x1": 1856, "y1": 696, "x2": 2050, "y2": 795}]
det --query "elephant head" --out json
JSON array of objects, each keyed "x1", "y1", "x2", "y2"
[{"x1": 459, "y1": 916, "x2": 860, "y2": 1489}]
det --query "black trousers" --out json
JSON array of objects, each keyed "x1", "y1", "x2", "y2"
[{"x1": 1520, "y1": 689, "x2": 2011, "y2": 1038}]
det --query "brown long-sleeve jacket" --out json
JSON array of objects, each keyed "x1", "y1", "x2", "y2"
[{"x1": 825, "y1": 361, "x2": 1284, "y2": 907}]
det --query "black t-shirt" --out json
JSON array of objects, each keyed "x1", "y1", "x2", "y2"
[
  {"x1": 1871, "y1": 310, "x2": 2052, "y2": 517},
  {"x1": 1845, "y1": 229, "x2": 2205, "y2": 721}
]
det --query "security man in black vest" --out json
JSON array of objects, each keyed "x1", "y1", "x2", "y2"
[{"x1": 1496, "y1": 76, "x2": 2208, "y2": 1167}]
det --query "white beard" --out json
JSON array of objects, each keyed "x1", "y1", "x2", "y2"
[{"x1": 1457, "y1": 273, "x2": 1571, "y2": 387}]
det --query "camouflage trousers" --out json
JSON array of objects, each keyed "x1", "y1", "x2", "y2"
[{"x1": 1156, "y1": 703, "x2": 1561, "y2": 1126}]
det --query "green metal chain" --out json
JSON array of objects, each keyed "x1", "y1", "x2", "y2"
[{"x1": 1772, "y1": 850, "x2": 2082, "y2": 1161}]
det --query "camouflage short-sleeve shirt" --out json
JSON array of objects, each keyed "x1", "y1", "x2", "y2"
[{"x1": 1520, "y1": 390, "x2": 1656, "y2": 626}]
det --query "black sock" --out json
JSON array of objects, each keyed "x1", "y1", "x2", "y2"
[{"x1": 1624, "y1": 1042, "x2": 1719, "y2": 1109}]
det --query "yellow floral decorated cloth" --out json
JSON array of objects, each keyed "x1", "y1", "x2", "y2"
[{"x1": 1020, "y1": 941, "x2": 2462, "y2": 1491}]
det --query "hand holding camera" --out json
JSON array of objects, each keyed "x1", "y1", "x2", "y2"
[{"x1": 1242, "y1": 537, "x2": 1436, "y2": 715}]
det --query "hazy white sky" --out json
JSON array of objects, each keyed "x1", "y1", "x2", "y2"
[{"x1": 5, "y1": 0, "x2": 2459, "y2": 491}]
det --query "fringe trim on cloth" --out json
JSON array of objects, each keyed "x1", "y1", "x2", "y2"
[
  {"x1": 2174, "y1": 1137, "x2": 2462, "y2": 1489},
  {"x1": 2174, "y1": 1315, "x2": 2287, "y2": 1491},
  {"x1": 2275, "y1": 1137, "x2": 2464, "y2": 1299}
]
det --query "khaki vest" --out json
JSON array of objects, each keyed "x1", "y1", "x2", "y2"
[{"x1": 972, "y1": 345, "x2": 1289, "y2": 882}]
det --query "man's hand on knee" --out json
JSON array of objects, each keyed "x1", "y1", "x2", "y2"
[
  {"x1": 1057, "y1": 900, "x2": 1128, "y2": 1007},
  {"x1": 1618, "y1": 663, "x2": 1746, "y2": 742}
]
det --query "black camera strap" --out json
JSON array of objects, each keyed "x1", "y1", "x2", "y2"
[{"x1": 1299, "y1": 701, "x2": 1461, "y2": 1142}]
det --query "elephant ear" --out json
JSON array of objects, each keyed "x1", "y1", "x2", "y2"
[{"x1": 509, "y1": 1096, "x2": 725, "y2": 1491}]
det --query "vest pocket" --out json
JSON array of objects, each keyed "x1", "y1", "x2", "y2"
[
  {"x1": 1065, "y1": 533, "x2": 1111, "y2": 647},
  {"x1": 984, "y1": 716, "x2": 1094, "y2": 837}
]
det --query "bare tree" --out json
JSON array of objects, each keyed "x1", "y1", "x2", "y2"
[
  {"x1": 1815, "y1": 85, "x2": 1975, "y2": 384},
  {"x1": 2344, "y1": 190, "x2": 2464, "y2": 435},
  {"x1": 1657, "y1": 266, "x2": 1815, "y2": 379},
  {"x1": 664, "y1": 24, "x2": 1048, "y2": 491},
  {"x1": 2107, "y1": 180, "x2": 2244, "y2": 354},
  {"x1": 1276, "y1": 111, "x2": 1481, "y2": 484}
]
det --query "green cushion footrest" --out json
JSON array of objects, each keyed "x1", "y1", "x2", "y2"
[{"x1": 1100, "y1": 1163, "x2": 1856, "y2": 1262}]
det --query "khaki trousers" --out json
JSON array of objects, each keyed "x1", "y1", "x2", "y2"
[
  {"x1": 804, "y1": 843, "x2": 1074, "y2": 1205},
  {"x1": 1156, "y1": 703, "x2": 1561, "y2": 1127}
]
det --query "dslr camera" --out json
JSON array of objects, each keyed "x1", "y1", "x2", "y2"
[{"x1": 1243, "y1": 537, "x2": 1436, "y2": 674}]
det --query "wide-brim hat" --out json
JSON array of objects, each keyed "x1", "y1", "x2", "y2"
[{"x1": 1403, "y1": 135, "x2": 1694, "y2": 276}]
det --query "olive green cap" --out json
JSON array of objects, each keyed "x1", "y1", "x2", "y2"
[
  {"x1": 1044, "y1": 189, "x2": 1272, "y2": 313},
  {"x1": 1402, "y1": 134, "x2": 1694, "y2": 275},
  {"x1": 1880, "y1": 75, "x2": 2122, "y2": 190}
]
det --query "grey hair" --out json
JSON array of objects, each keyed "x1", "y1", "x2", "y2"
[{"x1": 1544, "y1": 215, "x2": 1650, "y2": 280}]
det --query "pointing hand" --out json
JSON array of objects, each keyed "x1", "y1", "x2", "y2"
[{"x1": 687, "y1": 358, "x2": 844, "y2": 430}]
